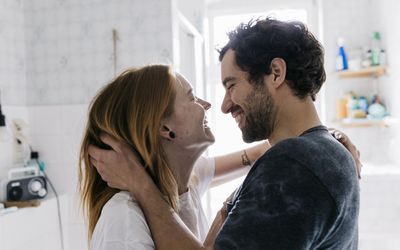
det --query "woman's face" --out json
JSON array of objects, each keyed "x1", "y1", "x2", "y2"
[{"x1": 166, "y1": 73, "x2": 215, "y2": 149}]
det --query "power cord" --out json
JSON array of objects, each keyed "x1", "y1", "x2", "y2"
[{"x1": 30, "y1": 151, "x2": 65, "y2": 250}]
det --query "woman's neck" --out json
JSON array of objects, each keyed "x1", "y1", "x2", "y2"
[{"x1": 164, "y1": 146, "x2": 206, "y2": 195}]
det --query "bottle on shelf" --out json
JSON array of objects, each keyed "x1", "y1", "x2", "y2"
[
  {"x1": 379, "y1": 49, "x2": 386, "y2": 66},
  {"x1": 371, "y1": 31, "x2": 381, "y2": 66},
  {"x1": 361, "y1": 47, "x2": 372, "y2": 68},
  {"x1": 336, "y1": 97, "x2": 348, "y2": 120},
  {"x1": 336, "y1": 37, "x2": 348, "y2": 71}
]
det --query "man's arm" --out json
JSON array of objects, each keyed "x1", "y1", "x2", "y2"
[
  {"x1": 133, "y1": 179, "x2": 210, "y2": 250},
  {"x1": 89, "y1": 134, "x2": 212, "y2": 250}
]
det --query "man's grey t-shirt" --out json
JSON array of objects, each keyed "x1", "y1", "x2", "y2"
[{"x1": 215, "y1": 126, "x2": 360, "y2": 250}]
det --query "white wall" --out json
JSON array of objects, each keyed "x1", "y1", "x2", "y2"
[
  {"x1": 26, "y1": 104, "x2": 88, "y2": 250},
  {"x1": 177, "y1": 0, "x2": 205, "y2": 33},
  {"x1": 24, "y1": 0, "x2": 174, "y2": 105},
  {"x1": 307, "y1": 1, "x2": 400, "y2": 248},
  {"x1": 320, "y1": 0, "x2": 399, "y2": 166},
  {"x1": 1, "y1": 1, "x2": 177, "y2": 249},
  {"x1": 371, "y1": 0, "x2": 400, "y2": 166},
  {"x1": 0, "y1": 0, "x2": 27, "y2": 105}
]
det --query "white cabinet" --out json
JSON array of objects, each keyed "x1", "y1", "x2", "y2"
[{"x1": 0, "y1": 197, "x2": 64, "y2": 250}]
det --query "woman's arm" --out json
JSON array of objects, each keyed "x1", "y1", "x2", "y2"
[
  {"x1": 212, "y1": 128, "x2": 362, "y2": 187},
  {"x1": 211, "y1": 141, "x2": 270, "y2": 187}
]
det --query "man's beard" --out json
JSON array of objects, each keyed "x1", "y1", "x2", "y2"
[{"x1": 241, "y1": 84, "x2": 277, "y2": 143}]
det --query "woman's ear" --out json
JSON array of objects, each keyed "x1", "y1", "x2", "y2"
[
  {"x1": 160, "y1": 125, "x2": 171, "y2": 140},
  {"x1": 269, "y1": 58, "x2": 287, "y2": 88}
]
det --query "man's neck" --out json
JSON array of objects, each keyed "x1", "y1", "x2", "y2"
[{"x1": 268, "y1": 96, "x2": 322, "y2": 146}]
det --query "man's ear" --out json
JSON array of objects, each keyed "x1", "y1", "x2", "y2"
[{"x1": 269, "y1": 58, "x2": 287, "y2": 88}]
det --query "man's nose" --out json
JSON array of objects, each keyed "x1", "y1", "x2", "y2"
[{"x1": 221, "y1": 92, "x2": 232, "y2": 114}]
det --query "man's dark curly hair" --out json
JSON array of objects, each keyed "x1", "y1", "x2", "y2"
[{"x1": 218, "y1": 17, "x2": 326, "y2": 101}]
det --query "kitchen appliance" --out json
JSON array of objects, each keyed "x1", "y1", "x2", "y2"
[{"x1": 0, "y1": 166, "x2": 47, "y2": 202}]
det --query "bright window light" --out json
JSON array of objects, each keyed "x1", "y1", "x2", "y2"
[{"x1": 204, "y1": 9, "x2": 309, "y2": 222}]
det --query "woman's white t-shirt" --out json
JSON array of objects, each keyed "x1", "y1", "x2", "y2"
[{"x1": 91, "y1": 156, "x2": 215, "y2": 250}]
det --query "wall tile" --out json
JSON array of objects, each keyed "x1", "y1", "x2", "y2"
[
  {"x1": 24, "y1": 0, "x2": 174, "y2": 105},
  {"x1": 0, "y1": 0, "x2": 26, "y2": 105}
]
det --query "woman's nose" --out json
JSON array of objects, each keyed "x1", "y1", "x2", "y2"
[{"x1": 198, "y1": 98, "x2": 211, "y2": 110}]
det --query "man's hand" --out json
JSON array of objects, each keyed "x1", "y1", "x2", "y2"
[
  {"x1": 204, "y1": 190, "x2": 236, "y2": 247},
  {"x1": 329, "y1": 128, "x2": 362, "y2": 179},
  {"x1": 88, "y1": 134, "x2": 147, "y2": 191}
]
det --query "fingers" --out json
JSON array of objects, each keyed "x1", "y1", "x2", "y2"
[
  {"x1": 90, "y1": 155, "x2": 105, "y2": 177},
  {"x1": 90, "y1": 155, "x2": 98, "y2": 167},
  {"x1": 334, "y1": 131, "x2": 343, "y2": 141},
  {"x1": 329, "y1": 128, "x2": 343, "y2": 141},
  {"x1": 88, "y1": 144, "x2": 109, "y2": 161},
  {"x1": 88, "y1": 143, "x2": 119, "y2": 167},
  {"x1": 355, "y1": 151, "x2": 363, "y2": 179},
  {"x1": 90, "y1": 158, "x2": 119, "y2": 188},
  {"x1": 100, "y1": 133, "x2": 122, "y2": 153},
  {"x1": 329, "y1": 128, "x2": 363, "y2": 179}
]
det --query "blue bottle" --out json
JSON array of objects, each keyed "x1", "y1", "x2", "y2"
[{"x1": 336, "y1": 38, "x2": 348, "y2": 71}]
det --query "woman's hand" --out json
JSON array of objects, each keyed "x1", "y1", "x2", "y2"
[
  {"x1": 88, "y1": 133, "x2": 149, "y2": 191},
  {"x1": 329, "y1": 128, "x2": 363, "y2": 179}
]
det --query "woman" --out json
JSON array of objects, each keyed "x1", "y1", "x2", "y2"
[{"x1": 79, "y1": 65, "x2": 269, "y2": 249}]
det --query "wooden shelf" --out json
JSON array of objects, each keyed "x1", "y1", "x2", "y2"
[
  {"x1": 339, "y1": 118, "x2": 386, "y2": 127},
  {"x1": 338, "y1": 66, "x2": 386, "y2": 78},
  {"x1": 337, "y1": 116, "x2": 400, "y2": 127}
]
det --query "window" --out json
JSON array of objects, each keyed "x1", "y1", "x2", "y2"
[{"x1": 203, "y1": 9, "x2": 310, "y2": 222}]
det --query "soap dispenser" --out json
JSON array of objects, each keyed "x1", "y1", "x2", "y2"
[{"x1": 336, "y1": 37, "x2": 348, "y2": 71}]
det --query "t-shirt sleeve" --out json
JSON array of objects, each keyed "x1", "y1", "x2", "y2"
[
  {"x1": 95, "y1": 240, "x2": 154, "y2": 250},
  {"x1": 91, "y1": 196, "x2": 155, "y2": 250},
  {"x1": 191, "y1": 156, "x2": 216, "y2": 197},
  {"x1": 214, "y1": 155, "x2": 337, "y2": 250}
]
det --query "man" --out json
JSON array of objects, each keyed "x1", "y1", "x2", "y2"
[{"x1": 90, "y1": 18, "x2": 360, "y2": 249}]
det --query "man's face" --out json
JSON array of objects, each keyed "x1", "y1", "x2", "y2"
[{"x1": 220, "y1": 49, "x2": 277, "y2": 142}]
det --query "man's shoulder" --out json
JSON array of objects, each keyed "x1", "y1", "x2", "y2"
[
  {"x1": 246, "y1": 131, "x2": 358, "y2": 211},
  {"x1": 250, "y1": 135, "x2": 322, "y2": 174},
  {"x1": 257, "y1": 130, "x2": 354, "y2": 173}
]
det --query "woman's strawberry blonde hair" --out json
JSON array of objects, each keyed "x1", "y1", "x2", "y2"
[{"x1": 78, "y1": 65, "x2": 179, "y2": 241}]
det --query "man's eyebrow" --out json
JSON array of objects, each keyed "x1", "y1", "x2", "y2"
[{"x1": 222, "y1": 76, "x2": 236, "y2": 87}]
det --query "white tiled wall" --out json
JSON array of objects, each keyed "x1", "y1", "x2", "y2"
[
  {"x1": 321, "y1": 0, "x2": 400, "y2": 166},
  {"x1": 24, "y1": 0, "x2": 174, "y2": 105},
  {"x1": 0, "y1": 105, "x2": 88, "y2": 250},
  {"x1": 1, "y1": 0, "x2": 178, "y2": 249},
  {"x1": 372, "y1": 0, "x2": 400, "y2": 166},
  {"x1": 28, "y1": 105, "x2": 88, "y2": 194},
  {"x1": 359, "y1": 173, "x2": 400, "y2": 250},
  {"x1": 310, "y1": 2, "x2": 400, "y2": 247},
  {"x1": 0, "y1": 0, "x2": 27, "y2": 105},
  {"x1": 1, "y1": 0, "x2": 399, "y2": 249},
  {"x1": 27, "y1": 104, "x2": 90, "y2": 250}
]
